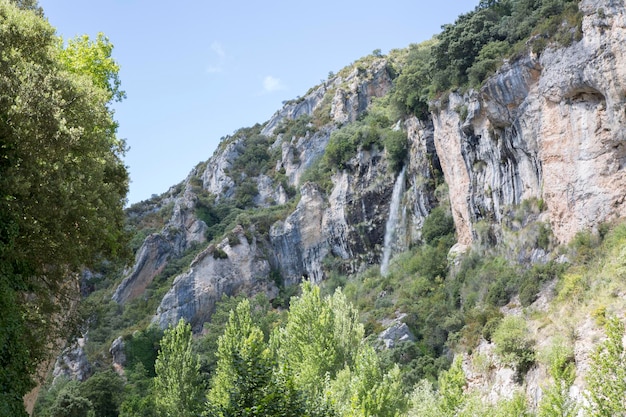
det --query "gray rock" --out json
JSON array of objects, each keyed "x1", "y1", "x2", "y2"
[
  {"x1": 379, "y1": 322, "x2": 416, "y2": 349},
  {"x1": 52, "y1": 338, "x2": 91, "y2": 384},
  {"x1": 154, "y1": 226, "x2": 278, "y2": 331}
]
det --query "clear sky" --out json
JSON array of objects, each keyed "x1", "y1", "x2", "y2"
[{"x1": 39, "y1": 0, "x2": 478, "y2": 205}]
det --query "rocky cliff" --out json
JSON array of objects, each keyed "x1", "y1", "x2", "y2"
[
  {"x1": 109, "y1": 0, "x2": 626, "y2": 338},
  {"x1": 435, "y1": 0, "x2": 626, "y2": 247}
]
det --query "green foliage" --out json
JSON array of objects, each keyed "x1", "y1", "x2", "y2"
[
  {"x1": 421, "y1": 207, "x2": 456, "y2": 245},
  {"x1": 275, "y1": 114, "x2": 316, "y2": 138},
  {"x1": 154, "y1": 319, "x2": 202, "y2": 417},
  {"x1": 538, "y1": 339, "x2": 577, "y2": 417},
  {"x1": 124, "y1": 326, "x2": 163, "y2": 377},
  {"x1": 49, "y1": 381, "x2": 93, "y2": 417},
  {"x1": 390, "y1": 40, "x2": 435, "y2": 119},
  {"x1": 0, "y1": 3, "x2": 129, "y2": 413},
  {"x1": 326, "y1": 346, "x2": 407, "y2": 417},
  {"x1": 207, "y1": 299, "x2": 303, "y2": 417},
  {"x1": 431, "y1": 0, "x2": 581, "y2": 92},
  {"x1": 58, "y1": 32, "x2": 126, "y2": 102},
  {"x1": 322, "y1": 108, "x2": 407, "y2": 174},
  {"x1": 80, "y1": 370, "x2": 124, "y2": 417},
  {"x1": 519, "y1": 261, "x2": 564, "y2": 307},
  {"x1": 406, "y1": 357, "x2": 466, "y2": 417},
  {"x1": 492, "y1": 316, "x2": 535, "y2": 379},
  {"x1": 119, "y1": 363, "x2": 157, "y2": 417},
  {"x1": 585, "y1": 316, "x2": 626, "y2": 417},
  {"x1": 467, "y1": 40, "x2": 510, "y2": 87},
  {"x1": 274, "y1": 283, "x2": 364, "y2": 402},
  {"x1": 229, "y1": 125, "x2": 272, "y2": 179},
  {"x1": 384, "y1": 129, "x2": 408, "y2": 173}
]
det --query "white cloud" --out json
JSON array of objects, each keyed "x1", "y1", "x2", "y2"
[
  {"x1": 262, "y1": 75, "x2": 286, "y2": 93},
  {"x1": 207, "y1": 41, "x2": 226, "y2": 73}
]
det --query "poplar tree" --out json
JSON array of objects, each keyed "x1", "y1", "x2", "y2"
[{"x1": 154, "y1": 319, "x2": 202, "y2": 417}]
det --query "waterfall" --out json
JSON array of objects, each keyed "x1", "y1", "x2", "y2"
[{"x1": 380, "y1": 166, "x2": 406, "y2": 276}]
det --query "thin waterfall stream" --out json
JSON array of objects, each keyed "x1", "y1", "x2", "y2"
[{"x1": 380, "y1": 166, "x2": 406, "y2": 276}]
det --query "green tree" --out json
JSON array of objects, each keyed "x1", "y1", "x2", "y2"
[
  {"x1": 48, "y1": 381, "x2": 93, "y2": 417},
  {"x1": 207, "y1": 299, "x2": 303, "y2": 417},
  {"x1": 326, "y1": 346, "x2": 406, "y2": 417},
  {"x1": 492, "y1": 315, "x2": 535, "y2": 378},
  {"x1": 154, "y1": 319, "x2": 202, "y2": 417},
  {"x1": 0, "y1": 3, "x2": 128, "y2": 414},
  {"x1": 119, "y1": 363, "x2": 157, "y2": 417},
  {"x1": 273, "y1": 283, "x2": 363, "y2": 404},
  {"x1": 585, "y1": 316, "x2": 626, "y2": 417},
  {"x1": 80, "y1": 370, "x2": 124, "y2": 417},
  {"x1": 58, "y1": 32, "x2": 125, "y2": 102},
  {"x1": 406, "y1": 357, "x2": 467, "y2": 417}
]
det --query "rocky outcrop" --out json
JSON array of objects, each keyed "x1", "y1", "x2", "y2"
[
  {"x1": 113, "y1": 234, "x2": 172, "y2": 304},
  {"x1": 154, "y1": 226, "x2": 277, "y2": 331},
  {"x1": 52, "y1": 338, "x2": 92, "y2": 384},
  {"x1": 434, "y1": 0, "x2": 626, "y2": 245},
  {"x1": 110, "y1": 337, "x2": 126, "y2": 376},
  {"x1": 330, "y1": 59, "x2": 395, "y2": 124},
  {"x1": 113, "y1": 185, "x2": 207, "y2": 304}
]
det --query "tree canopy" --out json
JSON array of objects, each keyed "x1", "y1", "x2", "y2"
[{"x1": 0, "y1": 2, "x2": 128, "y2": 414}]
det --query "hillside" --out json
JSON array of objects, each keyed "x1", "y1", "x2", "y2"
[{"x1": 30, "y1": 0, "x2": 626, "y2": 416}]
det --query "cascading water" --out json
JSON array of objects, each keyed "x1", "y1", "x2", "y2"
[{"x1": 380, "y1": 166, "x2": 406, "y2": 276}]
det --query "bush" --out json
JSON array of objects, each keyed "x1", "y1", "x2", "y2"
[
  {"x1": 422, "y1": 207, "x2": 455, "y2": 245},
  {"x1": 383, "y1": 129, "x2": 408, "y2": 173},
  {"x1": 492, "y1": 316, "x2": 535, "y2": 380}
]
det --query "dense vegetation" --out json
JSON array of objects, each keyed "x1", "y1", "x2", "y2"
[
  {"x1": 33, "y1": 220, "x2": 626, "y2": 416},
  {"x1": 391, "y1": 0, "x2": 582, "y2": 118},
  {"x1": 0, "y1": 1, "x2": 129, "y2": 415}
]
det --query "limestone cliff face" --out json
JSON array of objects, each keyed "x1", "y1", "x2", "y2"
[
  {"x1": 113, "y1": 184, "x2": 207, "y2": 304},
  {"x1": 146, "y1": 57, "x2": 421, "y2": 327},
  {"x1": 122, "y1": 0, "x2": 626, "y2": 332},
  {"x1": 155, "y1": 226, "x2": 277, "y2": 331},
  {"x1": 434, "y1": 0, "x2": 626, "y2": 246}
]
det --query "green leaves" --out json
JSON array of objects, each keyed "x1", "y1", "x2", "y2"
[
  {"x1": 57, "y1": 33, "x2": 125, "y2": 102},
  {"x1": 154, "y1": 319, "x2": 202, "y2": 417},
  {"x1": 585, "y1": 317, "x2": 626, "y2": 417},
  {"x1": 0, "y1": 3, "x2": 129, "y2": 414}
]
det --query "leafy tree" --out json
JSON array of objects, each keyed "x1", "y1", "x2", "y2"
[
  {"x1": 80, "y1": 370, "x2": 124, "y2": 417},
  {"x1": 48, "y1": 381, "x2": 92, "y2": 417},
  {"x1": 58, "y1": 33, "x2": 126, "y2": 102},
  {"x1": 406, "y1": 357, "x2": 466, "y2": 417},
  {"x1": 390, "y1": 39, "x2": 436, "y2": 119},
  {"x1": 274, "y1": 283, "x2": 363, "y2": 404},
  {"x1": 492, "y1": 316, "x2": 535, "y2": 379},
  {"x1": 119, "y1": 363, "x2": 157, "y2": 417},
  {"x1": 585, "y1": 316, "x2": 626, "y2": 417},
  {"x1": 8, "y1": 0, "x2": 42, "y2": 15},
  {"x1": 0, "y1": 3, "x2": 128, "y2": 414},
  {"x1": 207, "y1": 299, "x2": 303, "y2": 417},
  {"x1": 154, "y1": 319, "x2": 202, "y2": 417},
  {"x1": 326, "y1": 346, "x2": 406, "y2": 417}
]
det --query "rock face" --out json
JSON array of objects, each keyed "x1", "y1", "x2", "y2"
[
  {"x1": 52, "y1": 338, "x2": 92, "y2": 384},
  {"x1": 154, "y1": 226, "x2": 277, "y2": 330},
  {"x1": 122, "y1": 0, "x2": 626, "y2": 336},
  {"x1": 434, "y1": 0, "x2": 626, "y2": 245},
  {"x1": 113, "y1": 184, "x2": 208, "y2": 305}
]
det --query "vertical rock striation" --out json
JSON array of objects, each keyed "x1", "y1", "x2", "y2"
[{"x1": 433, "y1": 0, "x2": 626, "y2": 245}]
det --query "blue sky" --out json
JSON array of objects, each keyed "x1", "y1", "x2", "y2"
[{"x1": 39, "y1": 1, "x2": 478, "y2": 205}]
